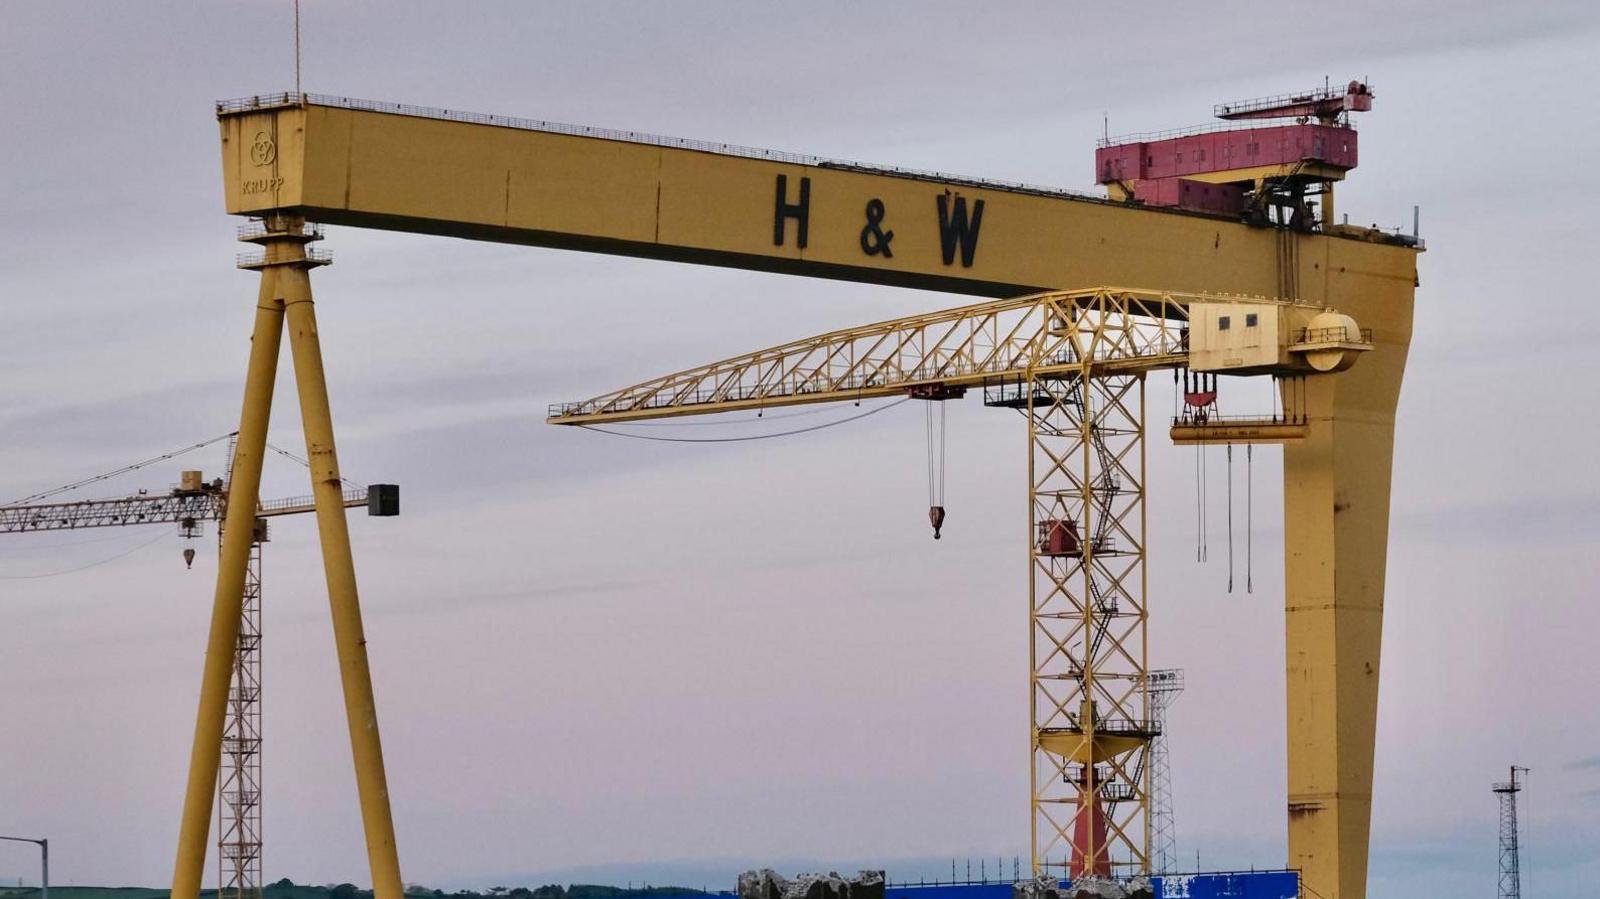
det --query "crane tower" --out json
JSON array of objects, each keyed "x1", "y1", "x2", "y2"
[
  {"x1": 1146, "y1": 669, "x2": 1184, "y2": 875},
  {"x1": 1493, "y1": 766, "x2": 1530, "y2": 899},
  {"x1": 0, "y1": 453, "x2": 398, "y2": 899}
]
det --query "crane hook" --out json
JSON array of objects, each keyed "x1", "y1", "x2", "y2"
[
  {"x1": 182, "y1": 547, "x2": 197, "y2": 569},
  {"x1": 929, "y1": 505, "x2": 946, "y2": 539}
]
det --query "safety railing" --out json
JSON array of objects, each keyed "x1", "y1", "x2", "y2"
[
  {"x1": 1172, "y1": 412, "x2": 1307, "y2": 427},
  {"x1": 235, "y1": 248, "x2": 333, "y2": 268},
  {"x1": 236, "y1": 220, "x2": 323, "y2": 241},
  {"x1": 218, "y1": 92, "x2": 1096, "y2": 202},
  {"x1": 1214, "y1": 83, "x2": 1371, "y2": 118},
  {"x1": 1293, "y1": 326, "x2": 1373, "y2": 345},
  {"x1": 255, "y1": 487, "x2": 366, "y2": 515}
]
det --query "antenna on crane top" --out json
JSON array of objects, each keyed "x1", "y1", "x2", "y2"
[{"x1": 293, "y1": 0, "x2": 303, "y2": 96}]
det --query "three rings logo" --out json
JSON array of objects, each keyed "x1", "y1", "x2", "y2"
[{"x1": 249, "y1": 131, "x2": 277, "y2": 166}]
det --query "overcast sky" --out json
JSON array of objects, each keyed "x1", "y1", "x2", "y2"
[{"x1": 2, "y1": 3, "x2": 1598, "y2": 898}]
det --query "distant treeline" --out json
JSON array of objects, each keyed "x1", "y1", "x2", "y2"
[
  {"x1": 0, "y1": 882, "x2": 717, "y2": 899},
  {"x1": 269, "y1": 880, "x2": 716, "y2": 899}
]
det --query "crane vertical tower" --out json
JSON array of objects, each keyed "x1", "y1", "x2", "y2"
[
  {"x1": 1493, "y1": 766, "x2": 1530, "y2": 899},
  {"x1": 1146, "y1": 669, "x2": 1184, "y2": 875},
  {"x1": 0, "y1": 459, "x2": 395, "y2": 899},
  {"x1": 1021, "y1": 356, "x2": 1153, "y2": 877},
  {"x1": 217, "y1": 515, "x2": 266, "y2": 899}
]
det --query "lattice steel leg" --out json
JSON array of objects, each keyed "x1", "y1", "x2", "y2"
[
  {"x1": 1029, "y1": 358, "x2": 1152, "y2": 878},
  {"x1": 219, "y1": 529, "x2": 265, "y2": 899}
]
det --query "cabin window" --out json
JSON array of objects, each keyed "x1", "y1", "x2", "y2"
[
  {"x1": 1218, "y1": 316, "x2": 1231, "y2": 331},
  {"x1": 1246, "y1": 313, "x2": 1259, "y2": 327}
]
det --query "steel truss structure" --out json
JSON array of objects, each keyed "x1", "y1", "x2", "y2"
[
  {"x1": 548, "y1": 287, "x2": 1361, "y2": 875},
  {"x1": 1493, "y1": 766, "x2": 1529, "y2": 899},
  {"x1": 1146, "y1": 669, "x2": 1185, "y2": 875},
  {"x1": 0, "y1": 483, "x2": 371, "y2": 899},
  {"x1": 1023, "y1": 368, "x2": 1151, "y2": 877},
  {"x1": 218, "y1": 521, "x2": 265, "y2": 899}
]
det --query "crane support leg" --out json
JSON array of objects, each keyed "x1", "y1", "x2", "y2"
[
  {"x1": 280, "y1": 261, "x2": 405, "y2": 899},
  {"x1": 171, "y1": 258, "x2": 287, "y2": 899},
  {"x1": 1281, "y1": 310, "x2": 1408, "y2": 899}
]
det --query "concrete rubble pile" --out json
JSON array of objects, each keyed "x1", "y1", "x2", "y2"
[
  {"x1": 1012, "y1": 874, "x2": 1153, "y2": 899},
  {"x1": 738, "y1": 869, "x2": 887, "y2": 899}
]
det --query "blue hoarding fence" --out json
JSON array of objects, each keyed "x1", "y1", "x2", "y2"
[{"x1": 884, "y1": 871, "x2": 1298, "y2": 899}]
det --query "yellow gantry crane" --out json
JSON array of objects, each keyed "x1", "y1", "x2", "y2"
[
  {"x1": 0, "y1": 446, "x2": 398, "y2": 899},
  {"x1": 546, "y1": 287, "x2": 1373, "y2": 879},
  {"x1": 179, "y1": 84, "x2": 1417, "y2": 899}
]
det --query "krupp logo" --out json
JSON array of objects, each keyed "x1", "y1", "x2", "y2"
[{"x1": 250, "y1": 131, "x2": 277, "y2": 166}]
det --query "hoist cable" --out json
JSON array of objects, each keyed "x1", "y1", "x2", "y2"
[
  {"x1": 576, "y1": 397, "x2": 911, "y2": 443},
  {"x1": 1194, "y1": 445, "x2": 1203, "y2": 562},
  {"x1": 1247, "y1": 444, "x2": 1254, "y2": 594},
  {"x1": 0, "y1": 530, "x2": 169, "y2": 580},
  {"x1": 4, "y1": 431, "x2": 237, "y2": 508},
  {"x1": 264, "y1": 440, "x2": 366, "y2": 490},
  {"x1": 938, "y1": 401, "x2": 947, "y2": 503},
  {"x1": 605, "y1": 403, "x2": 846, "y2": 426},
  {"x1": 1226, "y1": 443, "x2": 1235, "y2": 593}
]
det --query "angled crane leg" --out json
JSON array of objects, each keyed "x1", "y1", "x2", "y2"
[
  {"x1": 280, "y1": 263, "x2": 405, "y2": 899},
  {"x1": 1282, "y1": 312, "x2": 1408, "y2": 899},
  {"x1": 172, "y1": 264, "x2": 286, "y2": 899}
]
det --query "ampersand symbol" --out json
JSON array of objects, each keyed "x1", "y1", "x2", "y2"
[{"x1": 859, "y1": 198, "x2": 894, "y2": 258}]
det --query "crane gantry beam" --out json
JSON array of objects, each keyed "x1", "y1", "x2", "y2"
[{"x1": 212, "y1": 92, "x2": 1421, "y2": 899}]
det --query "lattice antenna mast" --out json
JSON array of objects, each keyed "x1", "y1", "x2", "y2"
[
  {"x1": 1147, "y1": 669, "x2": 1185, "y2": 874},
  {"x1": 1493, "y1": 765, "x2": 1530, "y2": 899}
]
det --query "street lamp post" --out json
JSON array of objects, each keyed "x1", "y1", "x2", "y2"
[{"x1": 0, "y1": 835, "x2": 47, "y2": 899}]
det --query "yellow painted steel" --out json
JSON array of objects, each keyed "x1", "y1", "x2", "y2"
[
  {"x1": 217, "y1": 95, "x2": 1422, "y2": 899},
  {"x1": 171, "y1": 256, "x2": 286, "y2": 899},
  {"x1": 172, "y1": 216, "x2": 402, "y2": 899},
  {"x1": 281, "y1": 262, "x2": 405, "y2": 899}
]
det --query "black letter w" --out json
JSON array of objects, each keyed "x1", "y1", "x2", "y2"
[{"x1": 936, "y1": 193, "x2": 985, "y2": 267}]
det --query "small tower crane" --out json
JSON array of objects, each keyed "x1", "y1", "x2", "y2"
[
  {"x1": 0, "y1": 447, "x2": 398, "y2": 899},
  {"x1": 549, "y1": 286, "x2": 1372, "y2": 880}
]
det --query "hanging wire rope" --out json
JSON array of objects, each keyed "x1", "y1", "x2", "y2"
[
  {"x1": 264, "y1": 440, "x2": 366, "y2": 490},
  {"x1": 0, "y1": 530, "x2": 167, "y2": 553},
  {"x1": 925, "y1": 400, "x2": 948, "y2": 539},
  {"x1": 3, "y1": 432, "x2": 238, "y2": 508},
  {"x1": 1230, "y1": 446, "x2": 1237, "y2": 589},
  {"x1": 1203, "y1": 441, "x2": 1209, "y2": 559},
  {"x1": 0, "y1": 530, "x2": 169, "y2": 580},
  {"x1": 605, "y1": 403, "x2": 850, "y2": 427},
  {"x1": 1246, "y1": 443, "x2": 1254, "y2": 594},
  {"x1": 576, "y1": 396, "x2": 911, "y2": 443}
]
